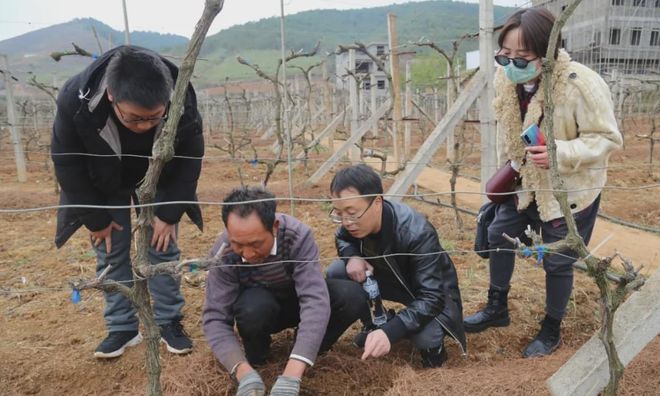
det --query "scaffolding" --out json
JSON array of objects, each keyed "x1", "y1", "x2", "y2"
[{"x1": 534, "y1": 0, "x2": 660, "y2": 77}]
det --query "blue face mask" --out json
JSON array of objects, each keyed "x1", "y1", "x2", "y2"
[{"x1": 504, "y1": 62, "x2": 541, "y2": 84}]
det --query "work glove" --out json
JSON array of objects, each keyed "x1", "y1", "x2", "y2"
[
  {"x1": 268, "y1": 375, "x2": 301, "y2": 396},
  {"x1": 236, "y1": 370, "x2": 265, "y2": 396}
]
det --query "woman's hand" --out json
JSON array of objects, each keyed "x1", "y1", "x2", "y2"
[{"x1": 524, "y1": 145, "x2": 549, "y2": 169}]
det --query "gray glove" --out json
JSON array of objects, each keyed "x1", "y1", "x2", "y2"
[
  {"x1": 236, "y1": 370, "x2": 265, "y2": 396},
  {"x1": 269, "y1": 375, "x2": 301, "y2": 396}
]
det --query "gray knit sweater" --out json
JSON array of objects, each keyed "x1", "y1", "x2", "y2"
[{"x1": 202, "y1": 213, "x2": 331, "y2": 372}]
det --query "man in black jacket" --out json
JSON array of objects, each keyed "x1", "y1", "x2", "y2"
[
  {"x1": 51, "y1": 46, "x2": 204, "y2": 358},
  {"x1": 326, "y1": 164, "x2": 466, "y2": 367}
]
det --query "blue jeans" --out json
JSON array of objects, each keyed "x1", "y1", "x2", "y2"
[
  {"x1": 93, "y1": 195, "x2": 185, "y2": 332},
  {"x1": 487, "y1": 196, "x2": 600, "y2": 319}
]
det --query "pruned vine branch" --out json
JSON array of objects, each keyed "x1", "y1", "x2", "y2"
[{"x1": 50, "y1": 43, "x2": 94, "y2": 62}]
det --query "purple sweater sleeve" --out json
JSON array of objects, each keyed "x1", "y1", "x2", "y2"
[
  {"x1": 202, "y1": 237, "x2": 246, "y2": 372},
  {"x1": 202, "y1": 220, "x2": 331, "y2": 370},
  {"x1": 289, "y1": 229, "x2": 331, "y2": 365}
]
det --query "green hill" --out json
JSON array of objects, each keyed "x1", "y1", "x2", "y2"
[
  {"x1": 192, "y1": 0, "x2": 514, "y2": 87},
  {"x1": 1, "y1": 1, "x2": 516, "y2": 91}
]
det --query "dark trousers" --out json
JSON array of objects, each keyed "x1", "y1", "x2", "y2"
[
  {"x1": 487, "y1": 196, "x2": 600, "y2": 320},
  {"x1": 233, "y1": 278, "x2": 365, "y2": 365},
  {"x1": 326, "y1": 260, "x2": 446, "y2": 350}
]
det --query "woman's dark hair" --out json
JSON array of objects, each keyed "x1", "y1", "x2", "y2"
[
  {"x1": 330, "y1": 164, "x2": 383, "y2": 199},
  {"x1": 106, "y1": 47, "x2": 173, "y2": 108},
  {"x1": 498, "y1": 7, "x2": 561, "y2": 59},
  {"x1": 222, "y1": 187, "x2": 277, "y2": 232}
]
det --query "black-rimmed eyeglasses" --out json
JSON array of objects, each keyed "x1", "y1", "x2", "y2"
[
  {"x1": 114, "y1": 102, "x2": 169, "y2": 124},
  {"x1": 494, "y1": 54, "x2": 539, "y2": 69},
  {"x1": 329, "y1": 198, "x2": 376, "y2": 225}
]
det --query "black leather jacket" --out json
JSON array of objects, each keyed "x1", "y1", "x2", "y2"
[
  {"x1": 51, "y1": 46, "x2": 204, "y2": 248},
  {"x1": 335, "y1": 200, "x2": 466, "y2": 353}
]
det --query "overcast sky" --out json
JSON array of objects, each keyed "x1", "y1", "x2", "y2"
[{"x1": 0, "y1": 0, "x2": 526, "y2": 42}]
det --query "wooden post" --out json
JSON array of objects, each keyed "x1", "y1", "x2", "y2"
[
  {"x1": 370, "y1": 73, "x2": 378, "y2": 136},
  {"x1": 404, "y1": 60, "x2": 412, "y2": 160},
  {"x1": 388, "y1": 13, "x2": 403, "y2": 166},
  {"x1": 305, "y1": 99, "x2": 391, "y2": 186},
  {"x1": 387, "y1": 72, "x2": 486, "y2": 198},
  {"x1": 348, "y1": 49, "x2": 360, "y2": 161},
  {"x1": 479, "y1": 0, "x2": 497, "y2": 203},
  {"x1": 292, "y1": 110, "x2": 346, "y2": 169},
  {"x1": 1, "y1": 54, "x2": 28, "y2": 182}
]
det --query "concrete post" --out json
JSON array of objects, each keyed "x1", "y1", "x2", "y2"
[
  {"x1": 404, "y1": 60, "x2": 412, "y2": 160},
  {"x1": 479, "y1": 0, "x2": 497, "y2": 203},
  {"x1": 1, "y1": 54, "x2": 28, "y2": 182},
  {"x1": 348, "y1": 49, "x2": 360, "y2": 161},
  {"x1": 371, "y1": 73, "x2": 378, "y2": 136},
  {"x1": 388, "y1": 13, "x2": 403, "y2": 166}
]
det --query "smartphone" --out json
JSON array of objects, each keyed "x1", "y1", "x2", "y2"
[{"x1": 520, "y1": 124, "x2": 545, "y2": 146}]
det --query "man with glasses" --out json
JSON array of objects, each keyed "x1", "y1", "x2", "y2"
[
  {"x1": 51, "y1": 46, "x2": 203, "y2": 358},
  {"x1": 203, "y1": 187, "x2": 364, "y2": 396},
  {"x1": 326, "y1": 164, "x2": 467, "y2": 367}
]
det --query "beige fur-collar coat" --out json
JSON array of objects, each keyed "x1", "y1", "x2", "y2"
[{"x1": 492, "y1": 50, "x2": 623, "y2": 221}]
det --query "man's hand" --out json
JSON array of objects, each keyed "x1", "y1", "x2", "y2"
[
  {"x1": 236, "y1": 369, "x2": 265, "y2": 396},
  {"x1": 90, "y1": 221, "x2": 123, "y2": 254},
  {"x1": 361, "y1": 329, "x2": 391, "y2": 360},
  {"x1": 151, "y1": 216, "x2": 176, "y2": 252},
  {"x1": 282, "y1": 358, "x2": 306, "y2": 379},
  {"x1": 269, "y1": 375, "x2": 301, "y2": 396},
  {"x1": 524, "y1": 145, "x2": 549, "y2": 169},
  {"x1": 346, "y1": 257, "x2": 374, "y2": 283}
]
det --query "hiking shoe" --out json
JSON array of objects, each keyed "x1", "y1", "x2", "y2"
[
  {"x1": 94, "y1": 331, "x2": 142, "y2": 359},
  {"x1": 522, "y1": 315, "x2": 561, "y2": 358},
  {"x1": 420, "y1": 344, "x2": 448, "y2": 368},
  {"x1": 160, "y1": 321, "x2": 193, "y2": 354}
]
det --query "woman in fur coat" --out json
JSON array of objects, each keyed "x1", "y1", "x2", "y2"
[{"x1": 463, "y1": 7, "x2": 622, "y2": 358}]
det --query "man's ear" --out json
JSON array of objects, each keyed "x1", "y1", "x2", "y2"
[
  {"x1": 106, "y1": 89, "x2": 114, "y2": 103},
  {"x1": 272, "y1": 219, "x2": 280, "y2": 235}
]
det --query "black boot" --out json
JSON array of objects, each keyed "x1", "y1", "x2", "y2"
[
  {"x1": 522, "y1": 314, "x2": 561, "y2": 358},
  {"x1": 420, "y1": 343, "x2": 448, "y2": 368},
  {"x1": 463, "y1": 286, "x2": 511, "y2": 333}
]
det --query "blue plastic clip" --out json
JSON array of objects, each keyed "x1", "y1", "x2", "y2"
[
  {"x1": 71, "y1": 289, "x2": 81, "y2": 304},
  {"x1": 521, "y1": 247, "x2": 533, "y2": 258},
  {"x1": 189, "y1": 263, "x2": 198, "y2": 273},
  {"x1": 249, "y1": 159, "x2": 258, "y2": 167},
  {"x1": 536, "y1": 246, "x2": 546, "y2": 265}
]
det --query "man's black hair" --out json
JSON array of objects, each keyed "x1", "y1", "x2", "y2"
[
  {"x1": 106, "y1": 47, "x2": 173, "y2": 108},
  {"x1": 330, "y1": 164, "x2": 383, "y2": 198},
  {"x1": 222, "y1": 187, "x2": 277, "y2": 232}
]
